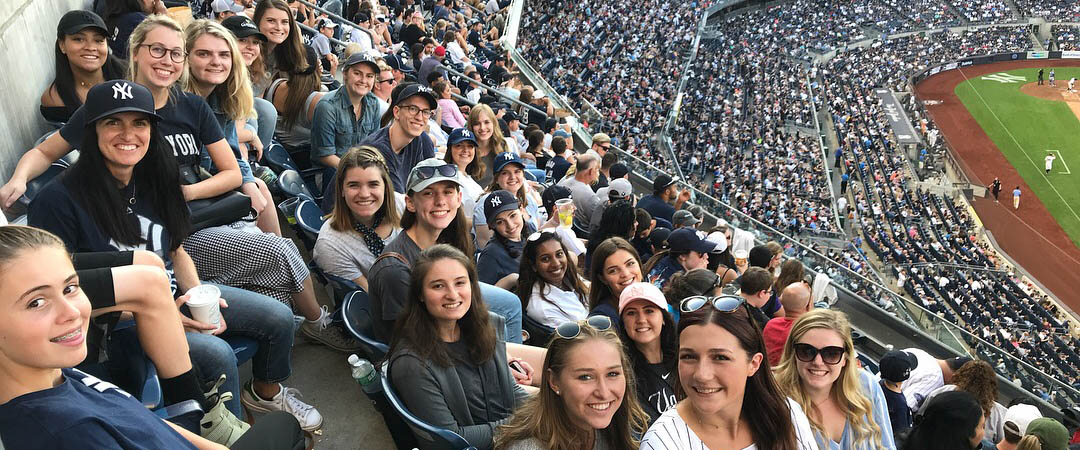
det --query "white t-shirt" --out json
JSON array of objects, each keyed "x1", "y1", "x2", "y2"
[
  {"x1": 639, "y1": 398, "x2": 820, "y2": 450},
  {"x1": 459, "y1": 174, "x2": 484, "y2": 220},
  {"x1": 525, "y1": 282, "x2": 589, "y2": 328},
  {"x1": 1046, "y1": 154, "x2": 1056, "y2": 170},
  {"x1": 902, "y1": 348, "x2": 944, "y2": 411}
]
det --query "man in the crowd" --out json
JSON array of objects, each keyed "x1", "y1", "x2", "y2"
[
  {"x1": 588, "y1": 178, "x2": 633, "y2": 237},
  {"x1": 343, "y1": 10, "x2": 377, "y2": 54},
  {"x1": 383, "y1": 54, "x2": 414, "y2": 83},
  {"x1": 558, "y1": 152, "x2": 601, "y2": 228},
  {"x1": 996, "y1": 404, "x2": 1042, "y2": 450},
  {"x1": 591, "y1": 132, "x2": 612, "y2": 157},
  {"x1": 504, "y1": 110, "x2": 526, "y2": 149},
  {"x1": 738, "y1": 267, "x2": 775, "y2": 329},
  {"x1": 672, "y1": 210, "x2": 700, "y2": 230},
  {"x1": 545, "y1": 136, "x2": 573, "y2": 184},
  {"x1": 637, "y1": 174, "x2": 689, "y2": 226},
  {"x1": 541, "y1": 185, "x2": 572, "y2": 222},
  {"x1": 648, "y1": 228, "x2": 716, "y2": 289},
  {"x1": 901, "y1": 348, "x2": 973, "y2": 411},
  {"x1": 593, "y1": 151, "x2": 617, "y2": 191},
  {"x1": 486, "y1": 53, "x2": 510, "y2": 87},
  {"x1": 372, "y1": 60, "x2": 396, "y2": 117},
  {"x1": 310, "y1": 52, "x2": 383, "y2": 169},
  {"x1": 359, "y1": 82, "x2": 438, "y2": 192},
  {"x1": 762, "y1": 282, "x2": 812, "y2": 366},
  {"x1": 312, "y1": 17, "x2": 336, "y2": 61},
  {"x1": 631, "y1": 208, "x2": 655, "y2": 261},
  {"x1": 418, "y1": 46, "x2": 448, "y2": 88},
  {"x1": 211, "y1": 0, "x2": 244, "y2": 21},
  {"x1": 648, "y1": 227, "x2": 671, "y2": 259},
  {"x1": 878, "y1": 350, "x2": 919, "y2": 439}
]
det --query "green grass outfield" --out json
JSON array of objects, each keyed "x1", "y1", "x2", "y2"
[{"x1": 955, "y1": 67, "x2": 1080, "y2": 247}]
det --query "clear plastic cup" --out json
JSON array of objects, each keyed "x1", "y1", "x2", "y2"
[{"x1": 556, "y1": 198, "x2": 574, "y2": 229}]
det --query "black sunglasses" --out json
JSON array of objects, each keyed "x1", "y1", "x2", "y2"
[
  {"x1": 793, "y1": 343, "x2": 846, "y2": 365},
  {"x1": 414, "y1": 164, "x2": 458, "y2": 181},
  {"x1": 555, "y1": 316, "x2": 612, "y2": 339}
]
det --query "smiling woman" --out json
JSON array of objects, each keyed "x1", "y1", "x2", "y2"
[
  {"x1": 588, "y1": 237, "x2": 644, "y2": 329},
  {"x1": 41, "y1": 10, "x2": 127, "y2": 124}
]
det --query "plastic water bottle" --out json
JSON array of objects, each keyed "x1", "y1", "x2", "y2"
[{"x1": 348, "y1": 354, "x2": 379, "y2": 395}]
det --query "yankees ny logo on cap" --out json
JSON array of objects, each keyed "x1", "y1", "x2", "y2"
[
  {"x1": 112, "y1": 82, "x2": 134, "y2": 100},
  {"x1": 502, "y1": 153, "x2": 514, "y2": 161},
  {"x1": 490, "y1": 195, "x2": 502, "y2": 207}
]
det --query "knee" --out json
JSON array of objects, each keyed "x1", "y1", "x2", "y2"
[
  {"x1": 131, "y1": 250, "x2": 167, "y2": 271},
  {"x1": 113, "y1": 265, "x2": 174, "y2": 312},
  {"x1": 189, "y1": 334, "x2": 240, "y2": 373}
]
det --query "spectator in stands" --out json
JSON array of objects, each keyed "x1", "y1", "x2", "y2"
[
  {"x1": 878, "y1": 351, "x2": 918, "y2": 440},
  {"x1": 661, "y1": 269, "x2": 724, "y2": 322},
  {"x1": 478, "y1": 190, "x2": 535, "y2": 287},
  {"x1": 671, "y1": 210, "x2": 700, "y2": 231},
  {"x1": 384, "y1": 53, "x2": 415, "y2": 84},
  {"x1": 264, "y1": 44, "x2": 327, "y2": 157},
  {"x1": 646, "y1": 228, "x2": 716, "y2": 291},
  {"x1": 372, "y1": 60, "x2": 396, "y2": 114},
  {"x1": 183, "y1": 20, "x2": 280, "y2": 236},
  {"x1": 558, "y1": 153, "x2": 602, "y2": 228},
  {"x1": 516, "y1": 228, "x2": 588, "y2": 329},
  {"x1": 738, "y1": 267, "x2": 776, "y2": 329},
  {"x1": 444, "y1": 128, "x2": 485, "y2": 217},
  {"x1": 311, "y1": 18, "x2": 336, "y2": 61},
  {"x1": 387, "y1": 244, "x2": 529, "y2": 449},
  {"x1": 469, "y1": 104, "x2": 515, "y2": 186},
  {"x1": 540, "y1": 184, "x2": 571, "y2": 225},
  {"x1": 585, "y1": 199, "x2": 636, "y2": 271},
  {"x1": 104, "y1": 0, "x2": 164, "y2": 59},
  {"x1": 587, "y1": 237, "x2": 643, "y2": 329},
  {"x1": 617, "y1": 282, "x2": 677, "y2": 424},
  {"x1": 25, "y1": 80, "x2": 322, "y2": 432},
  {"x1": 918, "y1": 360, "x2": 1007, "y2": 444},
  {"x1": 774, "y1": 309, "x2": 896, "y2": 449},
  {"x1": 637, "y1": 174, "x2": 689, "y2": 226},
  {"x1": 360, "y1": 82, "x2": 438, "y2": 192},
  {"x1": 473, "y1": 152, "x2": 548, "y2": 249},
  {"x1": 495, "y1": 316, "x2": 649, "y2": 449},
  {"x1": 589, "y1": 178, "x2": 634, "y2": 238},
  {"x1": 434, "y1": 79, "x2": 467, "y2": 128},
  {"x1": 762, "y1": 282, "x2": 813, "y2": 367},
  {"x1": 903, "y1": 391, "x2": 986, "y2": 450},
  {"x1": 1019, "y1": 418, "x2": 1073, "y2": 450},
  {"x1": 367, "y1": 158, "x2": 522, "y2": 343},
  {"x1": 641, "y1": 294, "x2": 818, "y2": 448},
  {"x1": 398, "y1": 11, "x2": 427, "y2": 50},
  {"x1": 220, "y1": 15, "x2": 277, "y2": 153},
  {"x1": 996, "y1": 404, "x2": 1042, "y2": 450},
  {"x1": 310, "y1": 52, "x2": 383, "y2": 169},
  {"x1": 631, "y1": 208, "x2": 656, "y2": 262},
  {"x1": 0, "y1": 225, "x2": 307, "y2": 450},
  {"x1": 418, "y1": 45, "x2": 449, "y2": 88},
  {"x1": 212, "y1": 0, "x2": 245, "y2": 21},
  {"x1": 545, "y1": 136, "x2": 572, "y2": 183},
  {"x1": 901, "y1": 348, "x2": 972, "y2": 411},
  {"x1": 41, "y1": 10, "x2": 126, "y2": 124},
  {"x1": 313, "y1": 147, "x2": 402, "y2": 291},
  {"x1": 254, "y1": 0, "x2": 309, "y2": 85},
  {"x1": 593, "y1": 150, "x2": 617, "y2": 192}
]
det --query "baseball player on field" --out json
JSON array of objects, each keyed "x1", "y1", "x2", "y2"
[
  {"x1": 1050, "y1": 69, "x2": 1056, "y2": 86},
  {"x1": 1046, "y1": 152, "x2": 1056, "y2": 174},
  {"x1": 1070, "y1": 77, "x2": 1077, "y2": 92}
]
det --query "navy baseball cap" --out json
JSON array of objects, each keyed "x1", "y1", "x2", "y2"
[
  {"x1": 541, "y1": 185, "x2": 571, "y2": 212},
  {"x1": 384, "y1": 54, "x2": 415, "y2": 73},
  {"x1": 653, "y1": 174, "x2": 678, "y2": 192},
  {"x1": 503, "y1": 110, "x2": 520, "y2": 123},
  {"x1": 667, "y1": 228, "x2": 717, "y2": 254},
  {"x1": 447, "y1": 128, "x2": 478, "y2": 146},
  {"x1": 58, "y1": 10, "x2": 107, "y2": 36},
  {"x1": 492, "y1": 152, "x2": 524, "y2": 173},
  {"x1": 221, "y1": 15, "x2": 267, "y2": 42},
  {"x1": 649, "y1": 227, "x2": 672, "y2": 250},
  {"x1": 484, "y1": 190, "x2": 519, "y2": 224},
  {"x1": 342, "y1": 52, "x2": 380, "y2": 73},
  {"x1": 392, "y1": 83, "x2": 437, "y2": 109},
  {"x1": 84, "y1": 80, "x2": 161, "y2": 124},
  {"x1": 609, "y1": 162, "x2": 630, "y2": 180},
  {"x1": 879, "y1": 351, "x2": 919, "y2": 382}
]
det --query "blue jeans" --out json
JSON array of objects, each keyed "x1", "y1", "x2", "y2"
[
  {"x1": 479, "y1": 282, "x2": 522, "y2": 344},
  {"x1": 186, "y1": 284, "x2": 294, "y2": 416},
  {"x1": 253, "y1": 98, "x2": 278, "y2": 150}
]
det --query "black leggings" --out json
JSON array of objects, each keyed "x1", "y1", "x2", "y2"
[{"x1": 231, "y1": 412, "x2": 306, "y2": 450}]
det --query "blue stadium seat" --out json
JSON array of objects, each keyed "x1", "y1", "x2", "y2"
[
  {"x1": 341, "y1": 290, "x2": 389, "y2": 361},
  {"x1": 261, "y1": 141, "x2": 300, "y2": 174},
  {"x1": 277, "y1": 170, "x2": 317, "y2": 202},
  {"x1": 522, "y1": 314, "x2": 554, "y2": 347},
  {"x1": 18, "y1": 163, "x2": 67, "y2": 207},
  {"x1": 380, "y1": 366, "x2": 478, "y2": 450}
]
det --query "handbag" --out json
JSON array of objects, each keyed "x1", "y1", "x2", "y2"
[{"x1": 179, "y1": 164, "x2": 253, "y2": 231}]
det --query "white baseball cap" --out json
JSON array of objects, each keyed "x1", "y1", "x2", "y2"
[{"x1": 1003, "y1": 404, "x2": 1042, "y2": 436}]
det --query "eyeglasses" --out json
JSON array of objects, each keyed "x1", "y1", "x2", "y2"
[
  {"x1": 527, "y1": 228, "x2": 558, "y2": 242},
  {"x1": 554, "y1": 316, "x2": 613, "y2": 339},
  {"x1": 793, "y1": 343, "x2": 846, "y2": 365},
  {"x1": 679, "y1": 295, "x2": 745, "y2": 314},
  {"x1": 398, "y1": 104, "x2": 436, "y2": 119},
  {"x1": 139, "y1": 44, "x2": 186, "y2": 63},
  {"x1": 414, "y1": 163, "x2": 458, "y2": 181}
]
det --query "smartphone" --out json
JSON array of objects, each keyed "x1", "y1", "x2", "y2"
[{"x1": 509, "y1": 360, "x2": 526, "y2": 375}]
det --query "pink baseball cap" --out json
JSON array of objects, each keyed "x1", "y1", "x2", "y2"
[{"x1": 618, "y1": 282, "x2": 667, "y2": 314}]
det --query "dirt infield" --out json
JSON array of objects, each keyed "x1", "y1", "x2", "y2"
[
  {"x1": 1020, "y1": 81, "x2": 1080, "y2": 118},
  {"x1": 916, "y1": 60, "x2": 1080, "y2": 311}
]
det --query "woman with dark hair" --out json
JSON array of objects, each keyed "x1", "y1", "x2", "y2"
[
  {"x1": 314, "y1": 146, "x2": 402, "y2": 291},
  {"x1": 618, "y1": 282, "x2": 678, "y2": 424},
  {"x1": 434, "y1": 79, "x2": 467, "y2": 128},
  {"x1": 263, "y1": 44, "x2": 327, "y2": 153},
  {"x1": 388, "y1": 244, "x2": 529, "y2": 450},
  {"x1": 902, "y1": 390, "x2": 986, "y2": 450},
  {"x1": 645, "y1": 228, "x2": 717, "y2": 290},
  {"x1": 368, "y1": 158, "x2": 523, "y2": 344},
  {"x1": 477, "y1": 190, "x2": 536, "y2": 287},
  {"x1": 917, "y1": 359, "x2": 1007, "y2": 444},
  {"x1": 253, "y1": 0, "x2": 309, "y2": 84},
  {"x1": 103, "y1": 0, "x2": 165, "y2": 59},
  {"x1": 26, "y1": 79, "x2": 322, "y2": 436},
  {"x1": 639, "y1": 296, "x2": 818, "y2": 449},
  {"x1": 587, "y1": 237, "x2": 644, "y2": 329},
  {"x1": 41, "y1": 10, "x2": 127, "y2": 124},
  {"x1": 495, "y1": 316, "x2": 651, "y2": 450},
  {"x1": 774, "y1": 259, "x2": 807, "y2": 296},
  {"x1": 585, "y1": 199, "x2": 636, "y2": 271},
  {"x1": 516, "y1": 229, "x2": 589, "y2": 328}
]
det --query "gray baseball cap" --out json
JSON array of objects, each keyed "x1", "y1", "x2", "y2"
[{"x1": 406, "y1": 158, "x2": 463, "y2": 193}]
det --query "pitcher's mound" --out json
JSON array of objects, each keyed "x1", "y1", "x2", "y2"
[{"x1": 1021, "y1": 82, "x2": 1080, "y2": 102}]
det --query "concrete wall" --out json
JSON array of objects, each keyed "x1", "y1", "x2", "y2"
[{"x1": 0, "y1": 0, "x2": 90, "y2": 183}]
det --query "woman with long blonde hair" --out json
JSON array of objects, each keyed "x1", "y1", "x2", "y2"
[
  {"x1": 469, "y1": 103, "x2": 514, "y2": 186},
  {"x1": 773, "y1": 309, "x2": 894, "y2": 450}
]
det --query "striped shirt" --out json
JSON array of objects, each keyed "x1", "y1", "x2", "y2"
[{"x1": 639, "y1": 398, "x2": 820, "y2": 450}]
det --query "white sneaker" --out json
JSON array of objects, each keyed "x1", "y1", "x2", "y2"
[
  {"x1": 240, "y1": 382, "x2": 323, "y2": 432},
  {"x1": 301, "y1": 305, "x2": 362, "y2": 353}
]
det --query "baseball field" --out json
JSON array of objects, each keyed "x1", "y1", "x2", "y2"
[{"x1": 954, "y1": 67, "x2": 1080, "y2": 247}]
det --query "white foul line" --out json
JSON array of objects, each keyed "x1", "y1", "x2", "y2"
[
  {"x1": 958, "y1": 68, "x2": 1080, "y2": 225},
  {"x1": 1048, "y1": 150, "x2": 1071, "y2": 174}
]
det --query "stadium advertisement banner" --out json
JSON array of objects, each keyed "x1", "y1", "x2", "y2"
[
  {"x1": 1028, "y1": 51, "x2": 1049, "y2": 59},
  {"x1": 1063, "y1": 51, "x2": 1080, "y2": 59},
  {"x1": 874, "y1": 89, "x2": 922, "y2": 146}
]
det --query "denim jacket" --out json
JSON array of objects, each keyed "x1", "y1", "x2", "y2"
[{"x1": 310, "y1": 88, "x2": 382, "y2": 164}]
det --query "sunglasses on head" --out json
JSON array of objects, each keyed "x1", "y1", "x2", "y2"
[
  {"x1": 414, "y1": 164, "x2": 458, "y2": 181},
  {"x1": 554, "y1": 316, "x2": 612, "y2": 339},
  {"x1": 527, "y1": 228, "x2": 558, "y2": 242},
  {"x1": 793, "y1": 343, "x2": 846, "y2": 365},
  {"x1": 679, "y1": 295, "x2": 744, "y2": 314}
]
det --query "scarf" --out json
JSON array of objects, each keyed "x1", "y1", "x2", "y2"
[{"x1": 352, "y1": 216, "x2": 385, "y2": 256}]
